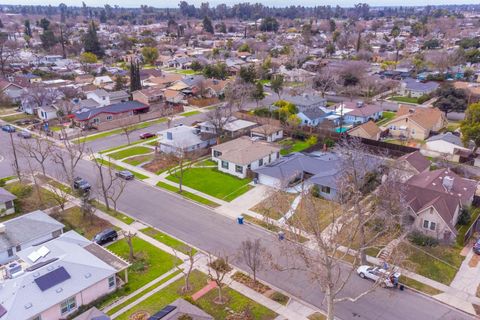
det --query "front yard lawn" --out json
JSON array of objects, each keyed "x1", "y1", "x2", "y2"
[
  {"x1": 123, "y1": 154, "x2": 154, "y2": 166},
  {"x1": 115, "y1": 270, "x2": 277, "y2": 320},
  {"x1": 0, "y1": 113, "x2": 37, "y2": 124},
  {"x1": 108, "y1": 146, "x2": 153, "y2": 160},
  {"x1": 457, "y1": 208, "x2": 480, "y2": 246},
  {"x1": 99, "y1": 137, "x2": 158, "y2": 154},
  {"x1": 376, "y1": 111, "x2": 396, "y2": 126},
  {"x1": 51, "y1": 206, "x2": 113, "y2": 239},
  {"x1": 290, "y1": 197, "x2": 342, "y2": 233},
  {"x1": 251, "y1": 192, "x2": 297, "y2": 220},
  {"x1": 180, "y1": 110, "x2": 201, "y2": 117},
  {"x1": 140, "y1": 227, "x2": 196, "y2": 255},
  {"x1": 4, "y1": 182, "x2": 57, "y2": 215},
  {"x1": 156, "y1": 181, "x2": 220, "y2": 207},
  {"x1": 107, "y1": 237, "x2": 180, "y2": 295},
  {"x1": 279, "y1": 139, "x2": 311, "y2": 155},
  {"x1": 166, "y1": 167, "x2": 252, "y2": 201},
  {"x1": 389, "y1": 96, "x2": 419, "y2": 104},
  {"x1": 395, "y1": 242, "x2": 464, "y2": 285}
]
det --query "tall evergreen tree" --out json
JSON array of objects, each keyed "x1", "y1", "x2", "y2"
[
  {"x1": 129, "y1": 60, "x2": 141, "y2": 92},
  {"x1": 203, "y1": 16, "x2": 214, "y2": 34},
  {"x1": 83, "y1": 20, "x2": 104, "y2": 57},
  {"x1": 24, "y1": 20, "x2": 32, "y2": 37}
]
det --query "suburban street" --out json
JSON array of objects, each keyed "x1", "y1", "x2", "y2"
[{"x1": 0, "y1": 130, "x2": 473, "y2": 320}]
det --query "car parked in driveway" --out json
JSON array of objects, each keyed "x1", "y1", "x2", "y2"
[
  {"x1": 92, "y1": 228, "x2": 118, "y2": 245},
  {"x1": 73, "y1": 177, "x2": 91, "y2": 193},
  {"x1": 1, "y1": 125, "x2": 16, "y2": 133},
  {"x1": 357, "y1": 265, "x2": 400, "y2": 288},
  {"x1": 116, "y1": 170, "x2": 134, "y2": 180},
  {"x1": 17, "y1": 130, "x2": 32, "y2": 139},
  {"x1": 139, "y1": 132, "x2": 156, "y2": 139}
]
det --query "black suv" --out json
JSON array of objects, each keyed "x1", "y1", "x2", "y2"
[
  {"x1": 92, "y1": 228, "x2": 118, "y2": 245},
  {"x1": 116, "y1": 170, "x2": 134, "y2": 180},
  {"x1": 73, "y1": 177, "x2": 91, "y2": 193}
]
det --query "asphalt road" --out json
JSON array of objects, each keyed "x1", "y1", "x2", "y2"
[{"x1": 0, "y1": 131, "x2": 473, "y2": 320}]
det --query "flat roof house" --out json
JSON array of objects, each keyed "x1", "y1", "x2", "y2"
[
  {"x1": 198, "y1": 117, "x2": 257, "y2": 138},
  {"x1": 0, "y1": 230, "x2": 129, "y2": 320},
  {"x1": 157, "y1": 125, "x2": 216, "y2": 155},
  {"x1": 212, "y1": 136, "x2": 281, "y2": 179}
]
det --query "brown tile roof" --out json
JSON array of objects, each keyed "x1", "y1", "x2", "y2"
[
  {"x1": 149, "y1": 73, "x2": 183, "y2": 86},
  {"x1": 398, "y1": 151, "x2": 430, "y2": 173},
  {"x1": 392, "y1": 105, "x2": 446, "y2": 130},
  {"x1": 213, "y1": 136, "x2": 281, "y2": 165}
]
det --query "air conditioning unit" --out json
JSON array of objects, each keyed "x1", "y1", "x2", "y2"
[{"x1": 6, "y1": 262, "x2": 24, "y2": 279}]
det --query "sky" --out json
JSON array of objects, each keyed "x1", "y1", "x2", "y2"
[{"x1": 1, "y1": 0, "x2": 479, "y2": 8}]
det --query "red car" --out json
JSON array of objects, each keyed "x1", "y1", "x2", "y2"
[{"x1": 139, "y1": 132, "x2": 156, "y2": 139}]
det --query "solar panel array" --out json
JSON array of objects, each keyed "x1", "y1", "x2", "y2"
[
  {"x1": 34, "y1": 266, "x2": 71, "y2": 292},
  {"x1": 148, "y1": 305, "x2": 177, "y2": 319}
]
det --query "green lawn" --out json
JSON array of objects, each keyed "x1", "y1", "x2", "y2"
[
  {"x1": 92, "y1": 200, "x2": 135, "y2": 225},
  {"x1": 4, "y1": 182, "x2": 58, "y2": 215},
  {"x1": 446, "y1": 121, "x2": 461, "y2": 133},
  {"x1": 115, "y1": 270, "x2": 277, "y2": 320},
  {"x1": 171, "y1": 69, "x2": 201, "y2": 75},
  {"x1": 397, "y1": 242, "x2": 464, "y2": 285},
  {"x1": 99, "y1": 137, "x2": 159, "y2": 154},
  {"x1": 106, "y1": 270, "x2": 182, "y2": 315},
  {"x1": 399, "y1": 276, "x2": 442, "y2": 295},
  {"x1": 180, "y1": 110, "x2": 201, "y2": 117},
  {"x1": 0, "y1": 113, "x2": 36, "y2": 123},
  {"x1": 108, "y1": 146, "x2": 153, "y2": 160},
  {"x1": 140, "y1": 227, "x2": 196, "y2": 255},
  {"x1": 389, "y1": 96, "x2": 419, "y2": 104},
  {"x1": 95, "y1": 158, "x2": 149, "y2": 180},
  {"x1": 107, "y1": 237, "x2": 180, "y2": 295},
  {"x1": 0, "y1": 176, "x2": 16, "y2": 186},
  {"x1": 279, "y1": 139, "x2": 311, "y2": 155},
  {"x1": 194, "y1": 159, "x2": 217, "y2": 167},
  {"x1": 156, "y1": 181, "x2": 220, "y2": 207},
  {"x1": 166, "y1": 167, "x2": 252, "y2": 201},
  {"x1": 123, "y1": 155, "x2": 154, "y2": 166},
  {"x1": 376, "y1": 111, "x2": 396, "y2": 126}
]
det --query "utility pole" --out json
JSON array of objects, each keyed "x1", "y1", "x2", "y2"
[{"x1": 9, "y1": 132, "x2": 21, "y2": 181}]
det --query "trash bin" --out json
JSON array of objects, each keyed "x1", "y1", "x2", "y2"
[
  {"x1": 253, "y1": 178, "x2": 258, "y2": 184},
  {"x1": 399, "y1": 284, "x2": 404, "y2": 291},
  {"x1": 237, "y1": 215, "x2": 244, "y2": 225},
  {"x1": 278, "y1": 231, "x2": 285, "y2": 240}
]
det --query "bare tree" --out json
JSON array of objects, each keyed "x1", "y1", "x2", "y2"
[
  {"x1": 91, "y1": 154, "x2": 123, "y2": 212},
  {"x1": 52, "y1": 132, "x2": 87, "y2": 189},
  {"x1": 120, "y1": 121, "x2": 137, "y2": 145},
  {"x1": 107, "y1": 177, "x2": 127, "y2": 214},
  {"x1": 313, "y1": 67, "x2": 338, "y2": 97},
  {"x1": 123, "y1": 231, "x2": 137, "y2": 261},
  {"x1": 19, "y1": 137, "x2": 52, "y2": 177},
  {"x1": 224, "y1": 80, "x2": 254, "y2": 111},
  {"x1": 174, "y1": 246, "x2": 199, "y2": 293},
  {"x1": 47, "y1": 174, "x2": 71, "y2": 212},
  {"x1": 7, "y1": 131, "x2": 21, "y2": 181},
  {"x1": 238, "y1": 238, "x2": 270, "y2": 283},
  {"x1": 166, "y1": 149, "x2": 197, "y2": 194},
  {"x1": 207, "y1": 254, "x2": 232, "y2": 304},
  {"x1": 204, "y1": 104, "x2": 233, "y2": 141},
  {"x1": 0, "y1": 33, "x2": 18, "y2": 77}
]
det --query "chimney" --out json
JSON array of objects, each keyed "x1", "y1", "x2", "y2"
[
  {"x1": 356, "y1": 101, "x2": 364, "y2": 108},
  {"x1": 442, "y1": 176, "x2": 454, "y2": 192}
]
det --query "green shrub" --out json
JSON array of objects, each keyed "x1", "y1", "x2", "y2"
[
  {"x1": 323, "y1": 137, "x2": 335, "y2": 148},
  {"x1": 408, "y1": 230, "x2": 439, "y2": 247},
  {"x1": 270, "y1": 291, "x2": 289, "y2": 305},
  {"x1": 8, "y1": 184, "x2": 32, "y2": 198},
  {"x1": 457, "y1": 208, "x2": 471, "y2": 226}
]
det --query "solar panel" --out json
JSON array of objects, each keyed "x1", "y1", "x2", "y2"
[
  {"x1": 34, "y1": 266, "x2": 71, "y2": 291},
  {"x1": 148, "y1": 305, "x2": 177, "y2": 319}
]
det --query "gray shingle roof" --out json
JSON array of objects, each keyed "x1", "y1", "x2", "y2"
[
  {"x1": 0, "y1": 210, "x2": 64, "y2": 252},
  {"x1": 426, "y1": 132, "x2": 463, "y2": 147},
  {"x1": 0, "y1": 187, "x2": 16, "y2": 203},
  {"x1": 73, "y1": 101, "x2": 148, "y2": 121}
]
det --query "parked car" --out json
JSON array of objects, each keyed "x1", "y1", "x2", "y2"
[
  {"x1": 356, "y1": 265, "x2": 401, "y2": 288},
  {"x1": 17, "y1": 130, "x2": 32, "y2": 139},
  {"x1": 73, "y1": 177, "x2": 91, "y2": 193},
  {"x1": 139, "y1": 132, "x2": 156, "y2": 139},
  {"x1": 473, "y1": 238, "x2": 480, "y2": 255},
  {"x1": 92, "y1": 228, "x2": 118, "y2": 245},
  {"x1": 1, "y1": 125, "x2": 16, "y2": 133},
  {"x1": 116, "y1": 170, "x2": 134, "y2": 180}
]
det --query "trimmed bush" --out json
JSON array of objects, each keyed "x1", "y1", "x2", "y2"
[{"x1": 408, "y1": 230, "x2": 439, "y2": 247}]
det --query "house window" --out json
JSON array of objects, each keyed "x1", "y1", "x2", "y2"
[
  {"x1": 15, "y1": 245, "x2": 21, "y2": 252},
  {"x1": 213, "y1": 150, "x2": 222, "y2": 157},
  {"x1": 423, "y1": 220, "x2": 429, "y2": 229},
  {"x1": 5, "y1": 201, "x2": 12, "y2": 209},
  {"x1": 320, "y1": 185, "x2": 331, "y2": 194},
  {"x1": 221, "y1": 161, "x2": 229, "y2": 169},
  {"x1": 7, "y1": 248, "x2": 13, "y2": 257},
  {"x1": 60, "y1": 296, "x2": 76, "y2": 315},
  {"x1": 430, "y1": 222, "x2": 436, "y2": 231},
  {"x1": 259, "y1": 158, "x2": 263, "y2": 166},
  {"x1": 108, "y1": 276, "x2": 116, "y2": 288},
  {"x1": 106, "y1": 115, "x2": 113, "y2": 121},
  {"x1": 93, "y1": 118, "x2": 100, "y2": 124},
  {"x1": 235, "y1": 165, "x2": 243, "y2": 174},
  {"x1": 52, "y1": 230, "x2": 62, "y2": 238}
]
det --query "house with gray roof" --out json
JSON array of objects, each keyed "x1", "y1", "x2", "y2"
[
  {"x1": 399, "y1": 78, "x2": 440, "y2": 98},
  {"x1": 157, "y1": 125, "x2": 216, "y2": 155},
  {"x1": 282, "y1": 93, "x2": 327, "y2": 112},
  {"x1": 425, "y1": 132, "x2": 471, "y2": 156},
  {"x1": 0, "y1": 188, "x2": 16, "y2": 216},
  {"x1": 72, "y1": 101, "x2": 149, "y2": 127},
  {"x1": 0, "y1": 210, "x2": 64, "y2": 264},
  {"x1": 254, "y1": 152, "x2": 341, "y2": 200},
  {"x1": 0, "y1": 230, "x2": 129, "y2": 320}
]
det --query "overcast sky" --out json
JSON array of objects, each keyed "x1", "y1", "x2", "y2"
[{"x1": 1, "y1": 0, "x2": 478, "y2": 8}]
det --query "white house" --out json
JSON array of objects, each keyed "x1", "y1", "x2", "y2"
[
  {"x1": 157, "y1": 125, "x2": 216, "y2": 155},
  {"x1": 250, "y1": 124, "x2": 284, "y2": 142},
  {"x1": 37, "y1": 105, "x2": 58, "y2": 121},
  {"x1": 425, "y1": 132, "x2": 470, "y2": 156},
  {"x1": 93, "y1": 76, "x2": 114, "y2": 87},
  {"x1": 211, "y1": 136, "x2": 281, "y2": 179},
  {"x1": 0, "y1": 187, "x2": 16, "y2": 216},
  {"x1": 198, "y1": 117, "x2": 257, "y2": 138}
]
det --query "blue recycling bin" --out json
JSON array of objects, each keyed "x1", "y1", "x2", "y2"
[
  {"x1": 278, "y1": 231, "x2": 285, "y2": 240},
  {"x1": 237, "y1": 215, "x2": 244, "y2": 225}
]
